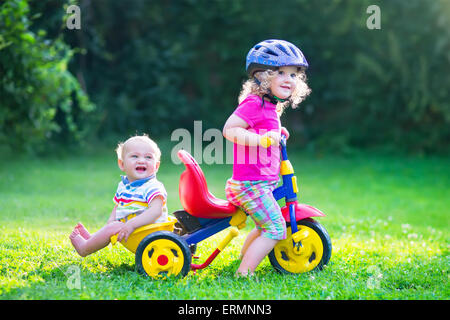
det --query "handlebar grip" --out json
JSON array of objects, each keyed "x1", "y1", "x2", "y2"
[{"x1": 260, "y1": 136, "x2": 275, "y2": 148}]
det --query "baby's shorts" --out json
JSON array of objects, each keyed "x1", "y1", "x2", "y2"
[
  {"x1": 116, "y1": 210, "x2": 143, "y2": 223},
  {"x1": 225, "y1": 178, "x2": 286, "y2": 240}
]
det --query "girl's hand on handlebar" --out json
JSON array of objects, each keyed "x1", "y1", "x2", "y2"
[
  {"x1": 260, "y1": 131, "x2": 281, "y2": 148},
  {"x1": 281, "y1": 127, "x2": 290, "y2": 140},
  {"x1": 267, "y1": 131, "x2": 282, "y2": 145}
]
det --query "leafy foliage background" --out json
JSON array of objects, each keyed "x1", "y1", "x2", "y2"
[{"x1": 1, "y1": 0, "x2": 449, "y2": 154}]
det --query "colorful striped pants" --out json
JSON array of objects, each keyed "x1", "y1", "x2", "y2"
[{"x1": 225, "y1": 178, "x2": 286, "y2": 240}]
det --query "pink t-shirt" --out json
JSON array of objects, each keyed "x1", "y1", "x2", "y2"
[{"x1": 231, "y1": 94, "x2": 281, "y2": 181}]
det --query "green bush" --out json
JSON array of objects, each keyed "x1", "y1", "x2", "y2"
[
  {"x1": 2, "y1": 0, "x2": 449, "y2": 154},
  {"x1": 64, "y1": 0, "x2": 449, "y2": 153},
  {"x1": 0, "y1": 0, "x2": 94, "y2": 154}
]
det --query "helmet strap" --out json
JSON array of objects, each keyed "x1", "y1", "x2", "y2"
[
  {"x1": 261, "y1": 93, "x2": 290, "y2": 108},
  {"x1": 273, "y1": 95, "x2": 289, "y2": 103},
  {"x1": 253, "y1": 75, "x2": 290, "y2": 106},
  {"x1": 253, "y1": 77, "x2": 261, "y2": 86}
]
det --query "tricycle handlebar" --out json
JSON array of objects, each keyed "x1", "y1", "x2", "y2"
[{"x1": 259, "y1": 133, "x2": 287, "y2": 148}]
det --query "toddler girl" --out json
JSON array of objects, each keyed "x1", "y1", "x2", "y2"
[{"x1": 223, "y1": 39, "x2": 311, "y2": 276}]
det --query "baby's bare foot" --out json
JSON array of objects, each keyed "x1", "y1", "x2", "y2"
[
  {"x1": 75, "y1": 223, "x2": 90, "y2": 239},
  {"x1": 69, "y1": 228, "x2": 88, "y2": 257}
]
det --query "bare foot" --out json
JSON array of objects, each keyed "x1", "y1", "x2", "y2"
[
  {"x1": 75, "y1": 223, "x2": 91, "y2": 239},
  {"x1": 69, "y1": 228, "x2": 88, "y2": 257}
]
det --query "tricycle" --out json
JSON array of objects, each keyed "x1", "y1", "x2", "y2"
[{"x1": 111, "y1": 135, "x2": 332, "y2": 278}]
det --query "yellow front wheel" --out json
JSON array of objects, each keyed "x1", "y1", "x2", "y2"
[
  {"x1": 135, "y1": 231, "x2": 191, "y2": 279},
  {"x1": 268, "y1": 219, "x2": 332, "y2": 274}
]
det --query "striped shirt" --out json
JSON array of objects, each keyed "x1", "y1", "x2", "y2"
[{"x1": 113, "y1": 174, "x2": 168, "y2": 223}]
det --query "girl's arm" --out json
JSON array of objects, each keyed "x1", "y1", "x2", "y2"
[
  {"x1": 116, "y1": 197, "x2": 164, "y2": 242},
  {"x1": 223, "y1": 114, "x2": 259, "y2": 146},
  {"x1": 223, "y1": 114, "x2": 281, "y2": 146}
]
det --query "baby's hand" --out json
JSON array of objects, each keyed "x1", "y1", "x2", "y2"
[{"x1": 117, "y1": 222, "x2": 135, "y2": 243}]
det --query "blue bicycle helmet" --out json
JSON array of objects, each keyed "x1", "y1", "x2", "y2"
[{"x1": 246, "y1": 39, "x2": 309, "y2": 77}]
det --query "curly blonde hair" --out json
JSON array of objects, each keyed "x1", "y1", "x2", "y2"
[{"x1": 238, "y1": 69, "x2": 311, "y2": 113}]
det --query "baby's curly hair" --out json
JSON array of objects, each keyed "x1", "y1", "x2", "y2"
[{"x1": 238, "y1": 69, "x2": 311, "y2": 113}]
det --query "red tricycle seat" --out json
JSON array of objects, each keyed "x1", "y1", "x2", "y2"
[{"x1": 177, "y1": 150, "x2": 237, "y2": 219}]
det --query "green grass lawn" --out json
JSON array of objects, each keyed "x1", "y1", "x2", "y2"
[{"x1": 0, "y1": 146, "x2": 449, "y2": 300}]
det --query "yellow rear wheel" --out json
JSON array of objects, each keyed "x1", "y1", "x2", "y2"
[
  {"x1": 269, "y1": 219, "x2": 331, "y2": 274},
  {"x1": 135, "y1": 231, "x2": 191, "y2": 279}
]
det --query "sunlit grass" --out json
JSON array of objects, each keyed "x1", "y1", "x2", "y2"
[{"x1": 0, "y1": 148, "x2": 448, "y2": 299}]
